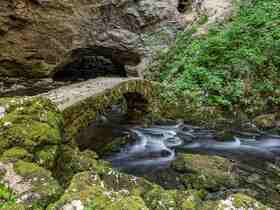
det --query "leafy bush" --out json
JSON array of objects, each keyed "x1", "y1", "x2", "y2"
[
  {"x1": 0, "y1": 184, "x2": 16, "y2": 209},
  {"x1": 153, "y1": 0, "x2": 280, "y2": 117}
]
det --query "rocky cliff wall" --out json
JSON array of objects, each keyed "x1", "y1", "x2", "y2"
[{"x1": 0, "y1": 0, "x2": 184, "y2": 81}]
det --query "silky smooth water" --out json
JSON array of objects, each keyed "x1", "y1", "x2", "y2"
[{"x1": 106, "y1": 123, "x2": 280, "y2": 173}]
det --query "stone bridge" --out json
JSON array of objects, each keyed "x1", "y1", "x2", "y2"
[{"x1": 40, "y1": 77, "x2": 159, "y2": 140}]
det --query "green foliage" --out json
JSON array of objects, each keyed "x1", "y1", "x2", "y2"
[
  {"x1": 0, "y1": 184, "x2": 16, "y2": 209},
  {"x1": 154, "y1": 0, "x2": 280, "y2": 117}
]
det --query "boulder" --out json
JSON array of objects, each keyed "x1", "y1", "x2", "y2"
[
  {"x1": 202, "y1": 193, "x2": 274, "y2": 210},
  {"x1": 253, "y1": 114, "x2": 278, "y2": 129},
  {"x1": 171, "y1": 153, "x2": 239, "y2": 191},
  {"x1": 0, "y1": 97, "x2": 64, "y2": 155},
  {"x1": 47, "y1": 171, "x2": 149, "y2": 210},
  {"x1": 0, "y1": 160, "x2": 62, "y2": 209},
  {"x1": 143, "y1": 187, "x2": 205, "y2": 210},
  {"x1": 54, "y1": 145, "x2": 101, "y2": 186}
]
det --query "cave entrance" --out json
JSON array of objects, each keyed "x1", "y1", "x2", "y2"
[
  {"x1": 178, "y1": 0, "x2": 191, "y2": 13},
  {"x1": 53, "y1": 55, "x2": 127, "y2": 81},
  {"x1": 53, "y1": 46, "x2": 141, "y2": 82}
]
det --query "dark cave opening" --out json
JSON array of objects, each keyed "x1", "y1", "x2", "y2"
[
  {"x1": 53, "y1": 46, "x2": 141, "y2": 82},
  {"x1": 177, "y1": 0, "x2": 191, "y2": 13},
  {"x1": 52, "y1": 55, "x2": 127, "y2": 82}
]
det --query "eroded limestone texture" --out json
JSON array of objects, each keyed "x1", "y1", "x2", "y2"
[{"x1": 0, "y1": 0, "x2": 184, "y2": 80}]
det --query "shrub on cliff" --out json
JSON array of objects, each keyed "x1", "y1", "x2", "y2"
[{"x1": 153, "y1": 0, "x2": 280, "y2": 119}]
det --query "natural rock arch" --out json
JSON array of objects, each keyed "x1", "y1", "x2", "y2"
[{"x1": 52, "y1": 46, "x2": 142, "y2": 81}]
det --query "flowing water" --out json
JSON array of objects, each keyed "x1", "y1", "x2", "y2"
[{"x1": 105, "y1": 123, "x2": 280, "y2": 174}]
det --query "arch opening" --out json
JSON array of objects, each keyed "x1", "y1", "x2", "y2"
[
  {"x1": 53, "y1": 46, "x2": 142, "y2": 82},
  {"x1": 75, "y1": 92, "x2": 149, "y2": 154},
  {"x1": 124, "y1": 92, "x2": 149, "y2": 121},
  {"x1": 177, "y1": 0, "x2": 191, "y2": 13}
]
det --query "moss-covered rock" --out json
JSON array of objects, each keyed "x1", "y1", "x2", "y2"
[
  {"x1": 234, "y1": 162, "x2": 280, "y2": 209},
  {"x1": 47, "y1": 171, "x2": 149, "y2": 210},
  {"x1": 143, "y1": 187, "x2": 205, "y2": 210},
  {"x1": 103, "y1": 196, "x2": 149, "y2": 210},
  {"x1": 1, "y1": 147, "x2": 33, "y2": 162},
  {"x1": 172, "y1": 153, "x2": 239, "y2": 191},
  {"x1": 253, "y1": 114, "x2": 278, "y2": 129},
  {"x1": 98, "y1": 135, "x2": 132, "y2": 156},
  {"x1": 0, "y1": 203, "x2": 36, "y2": 210},
  {"x1": 202, "y1": 193, "x2": 273, "y2": 210},
  {"x1": 34, "y1": 145, "x2": 59, "y2": 170},
  {"x1": 98, "y1": 168, "x2": 156, "y2": 197},
  {"x1": 0, "y1": 97, "x2": 64, "y2": 154},
  {"x1": 54, "y1": 145, "x2": 101, "y2": 186},
  {"x1": 0, "y1": 160, "x2": 62, "y2": 209}
]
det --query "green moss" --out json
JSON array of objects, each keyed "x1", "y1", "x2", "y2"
[
  {"x1": 97, "y1": 168, "x2": 156, "y2": 197},
  {"x1": 1, "y1": 203, "x2": 29, "y2": 210},
  {"x1": 54, "y1": 146, "x2": 100, "y2": 186},
  {"x1": 35, "y1": 145, "x2": 58, "y2": 170},
  {"x1": 14, "y1": 160, "x2": 45, "y2": 177},
  {"x1": 48, "y1": 171, "x2": 149, "y2": 210},
  {"x1": 232, "y1": 193, "x2": 271, "y2": 209},
  {"x1": 98, "y1": 135, "x2": 131, "y2": 156},
  {"x1": 202, "y1": 193, "x2": 273, "y2": 210},
  {"x1": 102, "y1": 196, "x2": 149, "y2": 210},
  {"x1": 181, "y1": 192, "x2": 204, "y2": 210},
  {"x1": 28, "y1": 61, "x2": 56, "y2": 78},
  {"x1": 47, "y1": 171, "x2": 105, "y2": 210},
  {"x1": 1, "y1": 147, "x2": 33, "y2": 162},
  {"x1": 143, "y1": 187, "x2": 204, "y2": 210},
  {"x1": 0, "y1": 97, "x2": 63, "y2": 154},
  {"x1": 172, "y1": 154, "x2": 239, "y2": 191},
  {"x1": 13, "y1": 160, "x2": 62, "y2": 208}
]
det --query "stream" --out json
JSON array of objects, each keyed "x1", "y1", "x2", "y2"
[
  {"x1": 77, "y1": 109, "x2": 280, "y2": 182},
  {"x1": 106, "y1": 124, "x2": 280, "y2": 173}
]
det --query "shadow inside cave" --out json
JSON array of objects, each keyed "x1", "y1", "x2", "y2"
[{"x1": 53, "y1": 46, "x2": 141, "y2": 82}]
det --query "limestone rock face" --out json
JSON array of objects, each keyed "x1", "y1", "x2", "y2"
[{"x1": 0, "y1": 0, "x2": 184, "y2": 80}]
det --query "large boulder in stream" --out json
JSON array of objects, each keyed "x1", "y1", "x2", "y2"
[
  {"x1": 253, "y1": 113, "x2": 280, "y2": 130},
  {"x1": 172, "y1": 153, "x2": 240, "y2": 191}
]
